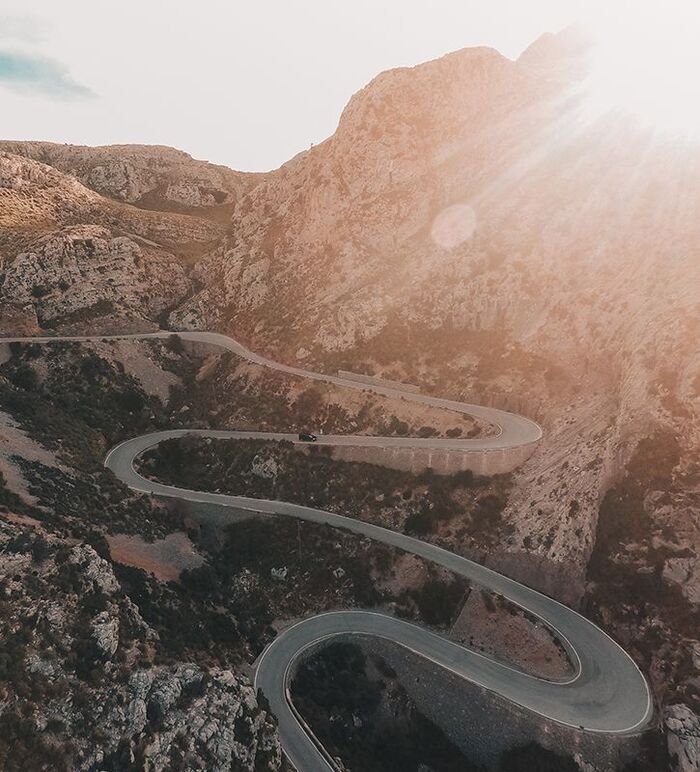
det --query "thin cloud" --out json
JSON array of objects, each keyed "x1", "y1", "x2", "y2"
[{"x1": 0, "y1": 50, "x2": 95, "y2": 99}]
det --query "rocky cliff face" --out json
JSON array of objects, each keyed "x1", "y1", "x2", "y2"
[
  {"x1": 168, "y1": 34, "x2": 700, "y2": 590},
  {"x1": 0, "y1": 151, "x2": 226, "y2": 331},
  {"x1": 3, "y1": 225, "x2": 189, "y2": 327},
  {"x1": 178, "y1": 36, "x2": 698, "y2": 381},
  {"x1": 3, "y1": 226, "x2": 188, "y2": 326}
]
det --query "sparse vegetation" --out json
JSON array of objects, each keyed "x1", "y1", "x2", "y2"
[
  {"x1": 0, "y1": 342, "x2": 167, "y2": 470},
  {"x1": 139, "y1": 435, "x2": 513, "y2": 550},
  {"x1": 291, "y1": 641, "x2": 477, "y2": 772},
  {"x1": 586, "y1": 430, "x2": 700, "y2": 719}
]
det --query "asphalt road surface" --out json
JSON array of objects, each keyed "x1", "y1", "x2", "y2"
[{"x1": 5, "y1": 331, "x2": 652, "y2": 772}]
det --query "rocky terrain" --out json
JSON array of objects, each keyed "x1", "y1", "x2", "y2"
[
  {"x1": 0, "y1": 24, "x2": 699, "y2": 772},
  {"x1": 0, "y1": 141, "x2": 261, "y2": 212},
  {"x1": 3, "y1": 225, "x2": 189, "y2": 328},
  {"x1": 0, "y1": 150, "x2": 225, "y2": 333},
  {"x1": 0, "y1": 521, "x2": 281, "y2": 771}
]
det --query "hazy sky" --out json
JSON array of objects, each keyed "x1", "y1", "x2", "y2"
[{"x1": 0, "y1": 1, "x2": 606, "y2": 171}]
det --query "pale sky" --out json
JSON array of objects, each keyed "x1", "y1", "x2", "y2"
[{"x1": 0, "y1": 1, "x2": 619, "y2": 171}]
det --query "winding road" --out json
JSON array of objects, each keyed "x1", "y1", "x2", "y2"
[{"x1": 4, "y1": 331, "x2": 653, "y2": 771}]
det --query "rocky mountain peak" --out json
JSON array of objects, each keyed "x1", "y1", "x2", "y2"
[
  {"x1": 517, "y1": 24, "x2": 592, "y2": 71},
  {"x1": 336, "y1": 45, "x2": 517, "y2": 140}
]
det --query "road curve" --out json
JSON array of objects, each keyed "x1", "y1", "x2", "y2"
[
  {"x1": 5, "y1": 331, "x2": 652, "y2": 771},
  {"x1": 1, "y1": 331, "x2": 542, "y2": 452}
]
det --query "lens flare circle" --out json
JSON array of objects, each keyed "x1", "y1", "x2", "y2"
[{"x1": 431, "y1": 204, "x2": 477, "y2": 249}]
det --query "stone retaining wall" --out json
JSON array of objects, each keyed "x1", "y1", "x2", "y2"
[
  {"x1": 329, "y1": 441, "x2": 537, "y2": 476},
  {"x1": 337, "y1": 369, "x2": 420, "y2": 394}
]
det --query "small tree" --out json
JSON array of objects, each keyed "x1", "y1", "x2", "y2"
[
  {"x1": 9, "y1": 364, "x2": 38, "y2": 392},
  {"x1": 166, "y1": 334, "x2": 185, "y2": 354}
]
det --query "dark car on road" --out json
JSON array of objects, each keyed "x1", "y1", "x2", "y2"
[{"x1": 298, "y1": 432, "x2": 317, "y2": 442}]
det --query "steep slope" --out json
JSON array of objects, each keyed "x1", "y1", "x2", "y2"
[
  {"x1": 2, "y1": 225, "x2": 189, "y2": 329},
  {"x1": 0, "y1": 521, "x2": 281, "y2": 771},
  {"x1": 173, "y1": 37, "x2": 698, "y2": 395},
  {"x1": 170, "y1": 37, "x2": 699, "y2": 762}
]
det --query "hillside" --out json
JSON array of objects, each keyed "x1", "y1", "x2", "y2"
[{"x1": 0, "y1": 150, "x2": 227, "y2": 332}]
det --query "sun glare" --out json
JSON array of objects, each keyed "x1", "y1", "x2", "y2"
[{"x1": 581, "y1": 1, "x2": 700, "y2": 137}]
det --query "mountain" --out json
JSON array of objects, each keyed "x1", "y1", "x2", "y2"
[
  {"x1": 1, "y1": 20, "x2": 697, "y2": 613},
  {"x1": 0, "y1": 26, "x2": 698, "y2": 770}
]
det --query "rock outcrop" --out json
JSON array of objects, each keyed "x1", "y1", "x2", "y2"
[
  {"x1": 97, "y1": 664, "x2": 280, "y2": 771},
  {"x1": 0, "y1": 151, "x2": 224, "y2": 332},
  {"x1": 666, "y1": 704, "x2": 700, "y2": 772},
  {"x1": 2, "y1": 225, "x2": 189, "y2": 326},
  {"x1": 0, "y1": 151, "x2": 98, "y2": 242}
]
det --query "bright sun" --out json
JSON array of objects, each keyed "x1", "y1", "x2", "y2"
[{"x1": 581, "y1": 1, "x2": 700, "y2": 136}]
